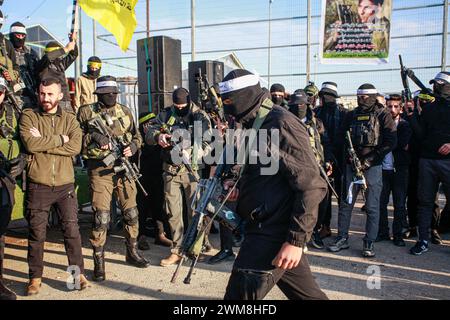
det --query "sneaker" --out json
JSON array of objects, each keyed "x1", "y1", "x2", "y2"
[
  {"x1": 410, "y1": 240, "x2": 429, "y2": 255},
  {"x1": 362, "y1": 240, "x2": 375, "y2": 258},
  {"x1": 431, "y1": 229, "x2": 443, "y2": 245},
  {"x1": 393, "y1": 237, "x2": 406, "y2": 247},
  {"x1": 327, "y1": 236, "x2": 349, "y2": 252},
  {"x1": 309, "y1": 231, "x2": 325, "y2": 249}
]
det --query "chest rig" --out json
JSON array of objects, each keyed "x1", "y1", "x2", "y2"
[
  {"x1": 0, "y1": 104, "x2": 20, "y2": 160},
  {"x1": 350, "y1": 108, "x2": 381, "y2": 148},
  {"x1": 86, "y1": 103, "x2": 132, "y2": 160}
]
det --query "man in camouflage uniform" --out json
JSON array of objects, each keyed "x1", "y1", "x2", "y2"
[
  {"x1": 146, "y1": 88, "x2": 212, "y2": 267},
  {"x1": 0, "y1": 76, "x2": 26, "y2": 300},
  {"x1": 9, "y1": 21, "x2": 39, "y2": 109},
  {"x1": 78, "y1": 76, "x2": 149, "y2": 282}
]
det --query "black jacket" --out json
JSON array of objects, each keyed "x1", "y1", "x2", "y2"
[
  {"x1": 340, "y1": 104, "x2": 397, "y2": 168},
  {"x1": 35, "y1": 45, "x2": 78, "y2": 102},
  {"x1": 236, "y1": 94, "x2": 327, "y2": 248},
  {"x1": 408, "y1": 98, "x2": 450, "y2": 160},
  {"x1": 314, "y1": 103, "x2": 348, "y2": 165},
  {"x1": 392, "y1": 118, "x2": 412, "y2": 167}
]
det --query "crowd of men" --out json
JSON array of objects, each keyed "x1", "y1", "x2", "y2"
[{"x1": 0, "y1": 8, "x2": 450, "y2": 301}]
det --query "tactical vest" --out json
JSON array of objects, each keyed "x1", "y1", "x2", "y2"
[
  {"x1": 0, "y1": 37, "x2": 18, "y2": 83},
  {"x1": 350, "y1": 108, "x2": 381, "y2": 148},
  {"x1": 0, "y1": 105, "x2": 20, "y2": 160},
  {"x1": 85, "y1": 103, "x2": 133, "y2": 160},
  {"x1": 305, "y1": 116, "x2": 325, "y2": 165}
]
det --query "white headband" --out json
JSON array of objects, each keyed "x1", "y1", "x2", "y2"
[
  {"x1": 357, "y1": 89, "x2": 378, "y2": 95},
  {"x1": 219, "y1": 74, "x2": 260, "y2": 94},
  {"x1": 322, "y1": 83, "x2": 338, "y2": 92},
  {"x1": 97, "y1": 81, "x2": 118, "y2": 89},
  {"x1": 10, "y1": 26, "x2": 27, "y2": 34},
  {"x1": 434, "y1": 72, "x2": 450, "y2": 83},
  {"x1": 0, "y1": 18, "x2": 4, "y2": 24},
  {"x1": 0, "y1": 77, "x2": 7, "y2": 88}
]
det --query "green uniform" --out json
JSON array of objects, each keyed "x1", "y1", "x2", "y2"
[
  {"x1": 78, "y1": 102, "x2": 142, "y2": 248},
  {"x1": 146, "y1": 103, "x2": 212, "y2": 254},
  {"x1": 0, "y1": 100, "x2": 24, "y2": 221}
]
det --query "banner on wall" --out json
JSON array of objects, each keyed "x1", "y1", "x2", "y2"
[{"x1": 320, "y1": 0, "x2": 392, "y2": 64}]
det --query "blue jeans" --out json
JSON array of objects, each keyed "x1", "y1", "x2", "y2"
[{"x1": 338, "y1": 165, "x2": 383, "y2": 242}]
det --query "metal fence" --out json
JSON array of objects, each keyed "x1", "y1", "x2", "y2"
[{"x1": 94, "y1": 0, "x2": 450, "y2": 98}]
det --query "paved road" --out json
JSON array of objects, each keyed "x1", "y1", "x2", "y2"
[{"x1": 3, "y1": 201, "x2": 450, "y2": 300}]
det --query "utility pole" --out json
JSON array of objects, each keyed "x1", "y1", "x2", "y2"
[
  {"x1": 306, "y1": 0, "x2": 311, "y2": 83},
  {"x1": 92, "y1": 19, "x2": 97, "y2": 56},
  {"x1": 268, "y1": 0, "x2": 273, "y2": 86},
  {"x1": 191, "y1": 0, "x2": 196, "y2": 61},
  {"x1": 146, "y1": 0, "x2": 150, "y2": 39},
  {"x1": 442, "y1": 0, "x2": 448, "y2": 71}
]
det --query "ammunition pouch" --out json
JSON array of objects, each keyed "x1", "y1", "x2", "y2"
[{"x1": 350, "y1": 110, "x2": 381, "y2": 148}]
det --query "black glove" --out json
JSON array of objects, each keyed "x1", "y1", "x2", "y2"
[
  {"x1": 129, "y1": 142, "x2": 139, "y2": 156},
  {"x1": 91, "y1": 132, "x2": 110, "y2": 148},
  {"x1": 361, "y1": 152, "x2": 378, "y2": 171},
  {"x1": 9, "y1": 154, "x2": 26, "y2": 178}
]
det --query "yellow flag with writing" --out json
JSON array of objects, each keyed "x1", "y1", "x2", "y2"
[{"x1": 78, "y1": 0, "x2": 138, "y2": 51}]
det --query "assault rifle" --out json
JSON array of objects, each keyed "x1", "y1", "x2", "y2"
[
  {"x1": 346, "y1": 131, "x2": 367, "y2": 204},
  {"x1": 171, "y1": 149, "x2": 242, "y2": 285},
  {"x1": 88, "y1": 115, "x2": 148, "y2": 197}
]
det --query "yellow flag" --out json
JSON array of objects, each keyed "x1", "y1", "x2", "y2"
[{"x1": 78, "y1": 0, "x2": 138, "y2": 51}]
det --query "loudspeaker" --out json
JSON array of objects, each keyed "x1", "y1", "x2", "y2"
[
  {"x1": 137, "y1": 36, "x2": 182, "y2": 114},
  {"x1": 188, "y1": 60, "x2": 224, "y2": 106}
]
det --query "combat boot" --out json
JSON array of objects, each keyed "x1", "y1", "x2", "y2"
[
  {"x1": 155, "y1": 232, "x2": 173, "y2": 247},
  {"x1": 93, "y1": 247, "x2": 106, "y2": 282},
  {"x1": 126, "y1": 239, "x2": 150, "y2": 268},
  {"x1": 0, "y1": 239, "x2": 16, "y2": 300}
]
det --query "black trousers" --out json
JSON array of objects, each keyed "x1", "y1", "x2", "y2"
[
  {"x1": 407, "y1": 160, "x2": 441, "y2": 229},
  {"x1": 136, "y1": 154, "x2": 171, "y2": 237},
  {"x1": 417, "y1": 159, "x2": 450, "y2": 242},
  {"x1": 26, "y1": 183, "x2": 84, "y2": 279},
  {"x1": 224, "y1": 235, "x2": 327, "y2": 300},
  {"x1": 379, "y1": 167, "x2": 409, "y2": 238},
  {"x1": 317, "y1": 167, "x2": 343, "y2": 229}
]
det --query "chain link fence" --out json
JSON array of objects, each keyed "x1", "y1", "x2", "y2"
[{"x1": 96, "y1": 0, "x2": 449, "y2": 100}]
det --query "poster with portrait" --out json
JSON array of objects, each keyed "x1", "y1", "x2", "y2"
[{"x1": 320, "y1": 0, "x2": 392, "y2": 64}]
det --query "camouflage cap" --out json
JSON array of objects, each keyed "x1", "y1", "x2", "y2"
[{"x1": 304, "y1": 82, "x2": 319, "y2": 97}]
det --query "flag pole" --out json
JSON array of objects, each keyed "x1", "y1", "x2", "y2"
[{"x1": 70, "y1": 0, "x2": 80, "y2": 41}]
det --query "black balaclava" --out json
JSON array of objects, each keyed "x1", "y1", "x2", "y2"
[
  {"x1": 357, "y1": 83, "x2": 378, "y2": 111},
  {"x1": 219, "y1": 69, "x2": 265, "y2": 123},
  {"x1": 270, "y1": 83, "x2": 285, "y2": 105},
  {"x1": 288, "y1": 89, "x2": 309, "y2": 119},
  {"x1": 87, "y1": 56, "x2": 102, "y2": 79},
  {"x1": 172, "y1": 88, "x2": 190, "y2": 117},
  {"x1": 10, "y1": 22, "x2": 27, "y2": 49},
  {"x1": 433, "y1": 82, "x2": 450, "y2": 102},
  {"x1": 320, "y1": 93, "x2": 337, "y2": 107},
  {"x1": 98, "y1": 93, "x2": 117, "y2": 108}
]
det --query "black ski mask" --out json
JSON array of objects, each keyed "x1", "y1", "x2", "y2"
[
  {"x1": 11, "y1": 34, "x2": 26, "y2": 49},
  {"x1": 87, "y1": 68, "x2": 101, "y2": 79},
  {"x1": 358, "y1": 95, "x2": 377, "y2": 110},
  {"x1": 289, "y1": 104, "x2": 308, "y2": 119},
  {"x1": 271, "y1": 95, "x2": 284, "y2": 105},
  {"x1": 98, "y1": 93, "x2": 117, "y2": 107},
  {"x1": 220, "y1": 70, "x2": 266, "y2": 123},
  {"x1": 174, "y1": 106, "x2": 190, "y2": 117},
  {"x1": 433, "y1": 82, "x2": 450, "y2": 101},
  {"x1": 321, "y1": 93, "x2": 337, "y2": 106}
]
